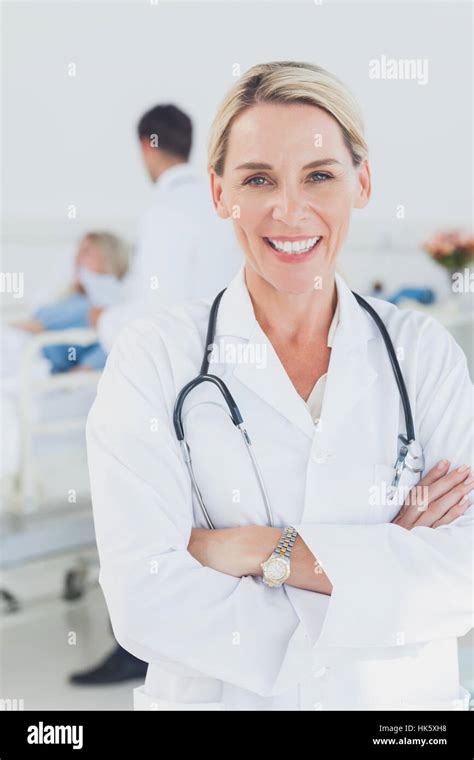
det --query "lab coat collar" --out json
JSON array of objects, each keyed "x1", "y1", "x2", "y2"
[
  {"x1": 213, "y1": 264, "x2": 379, "y2": 441},
  {"x1": 215, "y1": 263, "x2": 376, "y2": 344},
  {"x1": 154, "y1": 162, "x2": 199, "y2": 190}
]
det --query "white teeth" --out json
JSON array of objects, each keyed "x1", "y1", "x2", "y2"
[{"x1": 267, "y1": 236, "x2": 320, "y2": 254}]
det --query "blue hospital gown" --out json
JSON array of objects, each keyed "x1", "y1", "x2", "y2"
[{"x1": 34, "y1": 292, "x2": 107, "y2": 373}]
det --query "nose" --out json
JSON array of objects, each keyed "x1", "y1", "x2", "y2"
[{"x1": 271, "y1": 185, "x2": 311, "y2": 226}]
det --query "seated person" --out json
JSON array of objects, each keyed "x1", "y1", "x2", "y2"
[{"x1": 11, "y1": 232, "x2": 131, "y2": 373}]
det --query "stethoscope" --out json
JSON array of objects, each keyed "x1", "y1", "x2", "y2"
[{"x1": 173, "y1": 288, "x2": 425, "y2": 530}]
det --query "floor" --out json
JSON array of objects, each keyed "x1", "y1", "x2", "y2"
[
  {"x1": 1, "y1": 551, "x2": 473, "y2": 711},
  {"x1": 0, "y1": 546, "x2": 143, "y2": 711}
]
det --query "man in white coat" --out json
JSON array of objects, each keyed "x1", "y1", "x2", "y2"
[{"x1": 95, "y1": 104, "x2": 241, "y2": 353}]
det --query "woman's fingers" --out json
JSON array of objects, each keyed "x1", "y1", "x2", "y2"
[
  {"x1": 417, "y1": 459, "x2": 450, "y2": 486},
  {"x1": 431, "y1": 496, "x2": 471, "y2": 528},
  {"x1": 419, "y1": 463, "x2": 472, "y2": 506},
  {"x1": 392, "y1": 460, "x2": 450, "y2": 528},
  {"x1": 392, "y1": 461, "x2": 472, "y2": 529},
  {"x1": 414, "y1": 474, "x2": 474, "y2": 527}
]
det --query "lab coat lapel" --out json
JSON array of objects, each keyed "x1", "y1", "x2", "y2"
[
  {"x1": 214, "y1": 266, "x2": 314, "y2": 439},
  {"x1": 214, "y1": 266, "x2": 378, "y2": 441},
  {"x1": 234, "y1": 321, "x2": 316, "y2": 439},
  {"x1": 319, "y1": 274, "x2": 378, "y2": 443}
]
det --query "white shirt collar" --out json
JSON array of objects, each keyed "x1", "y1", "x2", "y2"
[
  {"x1": 214, "y1": 264, "x2": 375, "y2": 347},
  {"x1": 154, "y1": 162, "x2": 199, "y2": 191}
]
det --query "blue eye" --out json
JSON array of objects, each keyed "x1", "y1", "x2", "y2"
[
  {"x1": 309, "y1": 172, "x2": 332, "y2": 182},
  {"x1": 243, "y1": 172, "x2": 332, "y2": 186},
  {"x1": 244, "y1": 175, "x2": 269, "y2": 186}
]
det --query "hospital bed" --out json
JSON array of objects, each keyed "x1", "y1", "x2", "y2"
[
  {"x1": 1, "y1": 327, "x2": 101, "y2": 612},
  {"x1": 12, "y1": 327, "x2": 101, "y2": 514}
]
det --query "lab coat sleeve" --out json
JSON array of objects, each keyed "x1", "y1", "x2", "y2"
[
  {"x1": 97, "y1": 302, "x2": 142, "y2": 354},
  {"x1": 86, "y1": 319, "x2": 314, "y2": 697},
  {"x1": 293, "y1": 316, "x2": 474, "y2": 649}
]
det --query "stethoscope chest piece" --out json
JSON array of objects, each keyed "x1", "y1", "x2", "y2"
[{"x1": 392, "y1": 435, "x2": 425, "y2": 488}]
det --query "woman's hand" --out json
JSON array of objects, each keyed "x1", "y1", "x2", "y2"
[
  {"x1": 10, "y1": 319, "x2": 44, "y2": 333},
  {"x1": 392, "y1": 460, "x2": 473, "y2": 530},
  {"x1": 188, "y1": 526, "x2": 281, "y2": 578},
  {"x1": 88, "y1": 306, "x2": 103, "y2": 327}
]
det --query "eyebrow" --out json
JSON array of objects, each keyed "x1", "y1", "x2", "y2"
[{"x1": 233, "y1": 158, "x2": 343, "y2": 171}]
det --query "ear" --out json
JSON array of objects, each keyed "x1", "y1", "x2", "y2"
[
  {"x1": 209, "y1": 168, "x2": 230, "y2": 219},
  {"x1": 353, "y1": 159, "x2": 371, "y2": 210}
]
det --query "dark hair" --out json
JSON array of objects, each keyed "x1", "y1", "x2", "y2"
[{"x1": 137, "y1": 104, "x2": 192, "y2": 160}]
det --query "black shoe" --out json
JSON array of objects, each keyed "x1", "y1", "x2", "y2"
[{"x1": 69, "y1": 644, "x2": 148, "y2": 685}]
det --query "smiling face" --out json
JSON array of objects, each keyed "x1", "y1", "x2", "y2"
[{"x1": 210, "y1": 102, "x2": 371, "y2": 295}]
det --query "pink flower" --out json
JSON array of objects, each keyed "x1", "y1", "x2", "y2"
[{"x1": 422, "y1": 230, "x2": 474, "y2": 260}]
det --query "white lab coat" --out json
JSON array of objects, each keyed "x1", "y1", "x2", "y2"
[
  {"x1": 97, "y1": 163, "x2": 241, "y2": 352},
  {"x1": 86, "y1": 264, "x2": 473, "y2": 711}
]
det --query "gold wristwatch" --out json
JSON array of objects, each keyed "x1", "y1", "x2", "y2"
[{"x1": 261, "y1": 526, "x2": 298, "y2": 588}]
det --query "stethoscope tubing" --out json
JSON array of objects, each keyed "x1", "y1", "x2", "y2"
[{"x1": 173, "y1": 286, "x2": 419, "y2": 530}]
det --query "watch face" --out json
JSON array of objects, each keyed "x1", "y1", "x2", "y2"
[{"x1": 266, "y1": 558, "x2": 288, "y2": 582}]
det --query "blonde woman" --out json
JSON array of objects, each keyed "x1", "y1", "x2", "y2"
[
  {"x1": 11, "y1": 232, "x2": 130, "y2": 372},
  {"x1": 1, "y1": 231, "x2": 131, "y2": 493},
  {"x1": 86, "y1": 62, "x2": 473, "y2": 711}
]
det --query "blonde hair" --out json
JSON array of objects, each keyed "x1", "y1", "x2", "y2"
[
  {"x1": 61, "y1": 231, "x2": 132, "y2": 299},
  {"x1": 84, "y1": 231, "x2": 131, "y2": 279},
  {"x1": 208, "y1": 61, "x2": 368, "y2": 176}
]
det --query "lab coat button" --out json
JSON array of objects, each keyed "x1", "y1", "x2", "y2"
[
  {"x1": 313, "y1": 666, "x2": 328, "y2": 679},
  {"x1": 312, "y1": 450, "x2": 327, "y2": 464}
]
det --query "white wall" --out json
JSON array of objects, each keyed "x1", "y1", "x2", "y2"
[{"x1": 2, "y1": 0, "x2": 472, "y2": 301}]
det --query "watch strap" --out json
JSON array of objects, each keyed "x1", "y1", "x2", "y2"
[{"x1": 272, "y1": 525, "x2": 298, "y2": 561}]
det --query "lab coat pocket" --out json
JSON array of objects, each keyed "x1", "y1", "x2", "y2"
[
  {"x1": 369, "y1": 463, "x2": 421, "y2": 523},
  {"x1": 133, "y1": 684, "x2": 225, "y2": 711}
]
